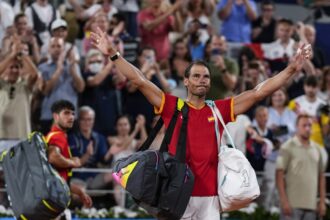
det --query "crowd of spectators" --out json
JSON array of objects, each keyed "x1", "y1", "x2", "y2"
[{"x1": 0, "y1": 0, "x2": 329, "y2": 212}]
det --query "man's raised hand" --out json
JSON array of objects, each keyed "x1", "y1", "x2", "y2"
[{"x1": 90, "y1": 27, "x2": 113, "y2": 56}]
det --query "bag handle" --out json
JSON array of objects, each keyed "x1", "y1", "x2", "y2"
[
  {"x1": 206, "y1": 101, "x2": 236, "y2": 150},
  {"x1": 138, "y1": 98, "x2": 187, "y2": 156},
  {"x1": 138, "y1": 118, "x2": 164, "y2": 152},
  {"x1": 175, "y1": 103, "x2": 189, "y2": 162},
  {"x1": 159, "y1": 98, "x2": 188, "y2": 157}
]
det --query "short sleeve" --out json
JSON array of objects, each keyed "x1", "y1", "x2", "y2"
[
  {"x1": 215, "y1": 97, "x2": 235, "y2": 124},
  {"x1": 276, "y1": 142, "x2": 291, "y2": 171},
  {"x1": 48, "y1": 135, "x2": 66, "y2": 153}
]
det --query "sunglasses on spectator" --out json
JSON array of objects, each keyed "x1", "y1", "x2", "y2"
[
  {"x1": 262, "y1": 7, "x2": 273, "y2": 11},
  {"x1": 9, "y1": 86, "x2": 15, "y2": 100}
]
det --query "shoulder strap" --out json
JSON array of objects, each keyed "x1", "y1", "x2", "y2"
[
  {"x1": 159, "y1": 98, "x2": 185, "y2": 153},
  {"x1": 175, "y1": 102, "x2": 189, "y2": 162},
  {"x1": 45, "y1": 131, "x2": 61, "y2": 143},
  {"x1": 206, "y1": 100, "x2": 236, "y2": 151},
  {"x1": 138, "y1": 118, "x2": 164, "y2": 152},
  {"x1": 138, "y1": 98, "x2": 186, "y2": 154}
]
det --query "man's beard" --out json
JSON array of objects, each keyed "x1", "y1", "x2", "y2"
[{"x1": 58, "y1": 122, "x2": 72, "y2": 131}]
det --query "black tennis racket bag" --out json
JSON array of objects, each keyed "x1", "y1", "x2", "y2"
[{"x1": 112, "y1": 98, "x2": 194, "y2": 220}]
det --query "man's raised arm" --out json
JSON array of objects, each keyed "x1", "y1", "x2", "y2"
[
  {"x1": 90, "y1": 28, "x2": 163, "y2": 109},
  {"x1": 233, "y1": 43, "x2": 312, "y2": 116}
]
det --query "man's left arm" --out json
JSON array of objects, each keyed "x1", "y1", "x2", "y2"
[
  {"x1": 318, "y1": 172, "x2": 326, "y2": 217},
  {"x1": 233, "y1": 43, "x2": 312, "y2": 116},
  {"x1": 21, "y1": 55, "x2": 39, "y2": 90},
  {"x1": 69, "y1": 63, "x2": 85, "y2": 93}
]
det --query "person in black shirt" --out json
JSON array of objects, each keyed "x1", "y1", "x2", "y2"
[{"x1": 252, "y1": 0, "x2": 277, "y2": 43}]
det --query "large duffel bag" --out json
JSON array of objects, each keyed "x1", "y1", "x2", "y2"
[
  {"x1": 0, "y1": 132, "x2": 71, "y2": 220},
  {"x1": 112, "y1": 98, "x2": 194, "y2": 220}
]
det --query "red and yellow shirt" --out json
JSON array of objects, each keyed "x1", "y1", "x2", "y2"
[
  {"x1": 155, "y1": 94, "x2": 235, "y2": 196},
  {"x1": 46, "y1": 125, "x2": 72, "y2": 182}
]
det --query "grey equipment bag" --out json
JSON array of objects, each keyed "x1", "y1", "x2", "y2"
[{"x1": 0, "y1": 132, "x2": 71, "y2": 220}]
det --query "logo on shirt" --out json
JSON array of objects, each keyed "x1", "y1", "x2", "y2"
[{"x1": 208, "y1": 116, "x2": 215, "y2": 122}]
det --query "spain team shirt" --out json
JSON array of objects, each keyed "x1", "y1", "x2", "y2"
[
  {"x1": 155, "y1": 94, "x2": 235, "y2": 196},
  {"x1": 46, "y1": 125, "x2": 72, "y2": 182}
]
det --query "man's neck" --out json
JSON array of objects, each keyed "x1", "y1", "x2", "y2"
[
  {"x1": 306, "y1": 95, "x2": 317, "y2": 103},
  {"x1": 37, "y1": 1, "x2": 48, "y2": 7},
  {"x1": 54, "y1": 124, "x2": 67, "y2": 133},
  {"x1": 186, "y1": 95, "x2": 205, "y2": 109},
  {"x1": 279, "y1": 38, "x2": 290, "y2": 47},
  {"x1": 297, "y1": 135, "x2": 310, "y2": 147}
]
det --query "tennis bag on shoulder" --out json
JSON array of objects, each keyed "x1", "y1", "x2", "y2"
[
  {"x1": 0, "y1": 132, "x2": 71, "y2": 220},
  {"x1": 112, "y1": 98, "x2": 194, "y2": 220}
]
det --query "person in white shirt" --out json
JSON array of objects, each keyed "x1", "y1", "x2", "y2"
[
  {"x1": 41, "y1": 19, "x2": 80, "y2": 63},
  {"x1": 289, "y1": 75, "x2": 326, "y2": 148},
  {"x1": 0, "y1": 1, "x2": 14, "y2": 46},
  {"x1": 262, "y1": 18, "x2": 296, "y2": 73},
  {"x1": 24, "y1": 0, "x2": 60, "y2": 46}
]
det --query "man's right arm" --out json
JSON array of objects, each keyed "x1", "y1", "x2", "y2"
[
  {"x1": 91, "y1": 28, "x2": 163, "y2": 109},
  {"x1": 276, "y1": 144, "x2": 292, "y2": 216},
  {"x1": 48, "y1": 145, "x2": 81, "y2": 169},
  {"x1": 276, "y1": 170, "x2": 289, "y2": 206}
]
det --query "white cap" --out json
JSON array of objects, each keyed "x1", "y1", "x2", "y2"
[{"x1": 51, "y1": 19, "x2": 67, "y2": 31}]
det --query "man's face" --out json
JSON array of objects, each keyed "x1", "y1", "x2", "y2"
[
  {"x1": 174, "y1": 42, "x2": 188, "y2": 58},
  {"x1": 184, "y1": 64, "x2": 211, "y2": 98},
  {"x1": 49, "y1": 38, "x2": 64, "y2": 60},
  {"x1": 7, "y1": 61, "x2": 21, "y2": 83},
  {"x1": 255, "y1": 108, "x2": 268, "y2": 128},
  {"x1": 261, "y1": 4, "x2": 274, "y2": 19},
  {"x1": 140, "y1": 49, "x2": 156, "y2": 65},
  {"x1": 304, "y1": 84, "x2": 318, "y2": 99},
  {"x1": 79, "y1": 111, "x2": 95, "y2": 133},
  {"x1": 296, "y1": 117, "x2": 312, "y2": 141},
  {"x1": 304, "y1": 27, "x2": 315, "y2": 45},
  {"x1": 246, "y1": 68, "x2": 259, "y2": 85},
  {"x1": 276, "y1": 23, "x2": 293, "y2": 42},
  {"x1": 54, "y1": 109, "x2": 75, "y2": 130},
  {"x1": 52, "y1": 27, "x2": 68, "y2": 39},
  {"x1": 210, "y1": 36, "x2": 227, "y2": 53}
]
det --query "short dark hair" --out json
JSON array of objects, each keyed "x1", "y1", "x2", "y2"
[
  {"x1": 112, "y1": 13, "x2": 126, "y2": 23},
  {"x1": 184, "y1": 60, "x2": 211, "y2": 78},
  {"x1": 14, "y1": 13, "x2": 26, "y2": 24},
  {"x1": 296, "y1": 114, "x2": 312, "y2": 125},
  {"x1": 136, "y1": 46, "x2": 156, "y2": 57},
  {"x1": 261, "y1": 0, "x2": 274, "y2": 7},
  {"x1": 304, "y1": 75, "x2": 318, "y2": 87},
  {"x1": 51, "y1": 100, "x2": 75, "y2": 114},
  {"x1": 277, "y1": 18, "x2": 294, "y2": 26}
]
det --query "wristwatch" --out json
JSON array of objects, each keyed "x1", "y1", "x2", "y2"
[{"x1": 109, "y1": 51, "x2": 121, "y2": 61}]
